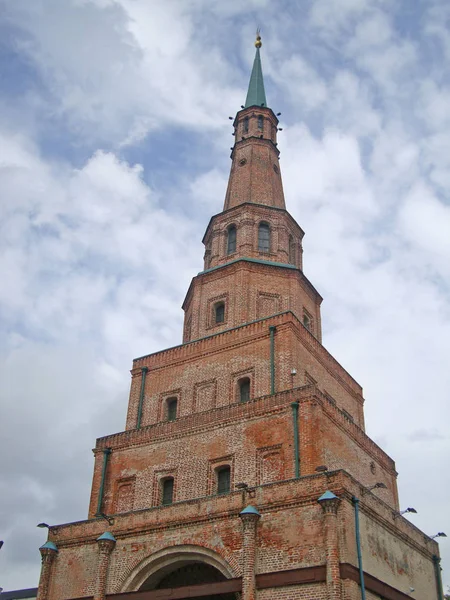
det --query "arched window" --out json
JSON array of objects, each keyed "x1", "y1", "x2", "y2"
[
  {"x1": 161, "y1": 477, "x2": 174, "y2": 505},
  {"x1": 289, "y1": 235, "x2": 295, "y2": 264},
  {"x1": 239, "y1": 377, "x2": 250, "y2": 403},
  {"x1": 243, "y1": 117, "x2": 249, "y2": 133},
  {"x1": 258, "y1": 115, "x2": 263, "y2": 130},
  {"x1": 216, "y1": 466, "x2": 231, "y2": 495},
  {"x1": 227, "y1": 225, "x2": 236, "y2": 254},
  {"x1": 166, "y1": 397, "x2": 178, "y2": 422},
  {"x1": 258, "y1": 223, "x2": 270, "y2": 252},
  {"x1": 215, "y1": 302, "x2": 225, "y2": 324}
]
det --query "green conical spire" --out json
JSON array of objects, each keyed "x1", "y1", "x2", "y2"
[{"x1": 244, "y1": 40, "x2": 267, "y2": 109}]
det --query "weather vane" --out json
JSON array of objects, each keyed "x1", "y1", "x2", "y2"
[{"x1": 255, "y1": 27, "x2": 262, "y2": 48}]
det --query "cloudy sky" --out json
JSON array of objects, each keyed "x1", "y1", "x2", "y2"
[{"x1": 1, "y1": 0, "x2": 450, "y2": 592}]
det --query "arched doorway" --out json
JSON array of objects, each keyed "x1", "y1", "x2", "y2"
[
  {"x1": 121, "y1": 545, "x2": 240, "y2": 599},
  {"x1": 140, "y1": 560, "x2": 237, "y2": 599}
]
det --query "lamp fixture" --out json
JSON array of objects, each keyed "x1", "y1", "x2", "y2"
[
  {"x1": 290, "y1": 368, "x2": 297, "y2": 376},
  {"x1": 37, "y1": 522, "x2": 58, "y2": 533},
  {"x1": 394, "y1": 507, "x2": 417, "y2": 519},
  {"x1": 362, "y1": 482, "x2": 387, "y2": 495},
  {"x1": 276, "y1": 112, "x2": 281, "y2": 116},
  {"x1": 236, "y1": 482, "x2": 249, "y2": 490},
  {"x1": 315, "y1": 465, "x2": 328, "y2": 473},
  {"x1": 430, "y1": 532, "x2": 447, "y2": 540}
]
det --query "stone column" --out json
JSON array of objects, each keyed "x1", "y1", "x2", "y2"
[
  {"x1": 318, "y1": 491, "x2": 341, "y2": 600},
  {"x1": 94, "y1": 532, "x2": 116, "y2": 600},
  {"x1": 240, "y1": 505, "x2": 261, "y2": 600},
  {"x1": 37, "y1": 541, "x2": 58, "y2": 600}
]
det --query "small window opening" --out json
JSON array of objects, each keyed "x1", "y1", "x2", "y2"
[
  {"x1": 161, "y1": 477, "x2": 174, "y2": 505},
  {"x1": 289, "y1": 235, "x2": 295, "y2": 264},
  {"x1": 239, "y1": 377, "x2": 251, "y2": 403},
  {"x1": 217, "y1": 466, "x2": 231, "y2": 495},
  {"x1": 227, "y1": 225, "x2": 236, "y2": 254},
  {"x1": 243, "y1": 117, "x2": 249, "y2": 133},
  {"x1": 258, "y1": 115, "x2": 263, "y2": 130},
  {"x1": 303, "y1": 313, "x2": 311, "y2": 331},
  {"x1": 258, "y1": 223, "x2": 270, "y2": 252},
  {"x1": 167, "y1": 397, "x2": 178, "y2": 422},
  {"x1": 214, "y1": 302, "x2": 225, "y2": 324}
]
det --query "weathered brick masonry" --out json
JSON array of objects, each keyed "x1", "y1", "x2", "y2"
[{"x1": 38, "y1": 35, "x2": 443, "y2": 600}]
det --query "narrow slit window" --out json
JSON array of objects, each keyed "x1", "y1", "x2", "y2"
[
  {"x1": 289, "y1": 235, "x2": 295, "y2": 264},
  {"x1": 167, "y1": 397, "x2": 178, "y2": 422},
  {"x1": 215, "y1": 302, "x2": 225, "y2": 324},
  {"x1": 239, "y1": 377, "x2": 250, "y2": 403},
  {"x1": 243, "y1": 117, "x2": 249, "y2": 133},
  {"x1": 217, "y1": 466, "x2": 231, "y2": 495},
  {"x1": 227, "y1": 225, "x2": 236, "y2": 254},
  {"x1": 161, "y1": 478, "x2": 174, "y2": 505},
  {"x1": 258, "y1": 223, "x2": 270, "y2": 252},
  {"x1": 258, "y1": 115, "x2": 263, "y2": 130}
]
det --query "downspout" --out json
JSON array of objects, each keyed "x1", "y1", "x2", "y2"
[
  {"x1": 291, "y1": 401, "x2": 300, "y2": 478},
  {"x1": 136, "y1": 366, "x2": 148, "y2": 429},
  {"x1": 433, "y1": 555, "x2": 444, "y2": 600},
  {"x1": 269, "y1": 326, "x2": 276, "y2": 394},
  {"x1": 352, "y1": 496, "x2": 366, "y2": 600},
  {"x1": 96, "y1": 448, "x2": 111, "y2": 517}
]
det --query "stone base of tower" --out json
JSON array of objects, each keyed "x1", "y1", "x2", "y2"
[{"x1": 39, "y1": 469, "x2": 438, "y2": 600}]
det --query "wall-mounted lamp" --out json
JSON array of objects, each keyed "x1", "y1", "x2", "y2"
[
  {"x1": 394, "y1": 507, "x2": 417, "y2": 519},
  {"x1": 290, "y1": 368, "x2": 297, "y2": 376},
  {"x1": 98, "y1": 513, "x2": 114, "y2": 526},
  {"x1": 430, "y1": 532, "x2": 447, "y2": 540},
  {"x1": 362, "y1": 482, "x2": 387, "y2": 496},
  {"x1": 236, "y1": 482, "x2": 249, "y2": 490},
  {"x1": 315, "y1": 465, "x2": 328, "y2": 473},
  {"x1": 37, "y1": 522, "x2": 58, "y2": 533}
]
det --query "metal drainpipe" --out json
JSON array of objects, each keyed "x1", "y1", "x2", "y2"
[
  {"x1": 433, "y1": 555, "x2": 444, "y2": 600},
  {"x1": 269, "y1": 326, "x2": 276, "y2": 394},
  {"x1": 96, "y1": 448, "x2": 111, "y2": 517},
  {"x1": 136, "y1": 366, "x2": 148, "y2": 429},
  {"x1": 290, "y1": 401, "x2": 300, "y2": 478},
  {"x1": 352, "y1": 496, "x2": 366, "y2": 600}
]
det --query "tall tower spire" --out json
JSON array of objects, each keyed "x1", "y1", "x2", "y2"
[
  {"x1": 223, "y1": 33, "x2": 286, "y2": 211},
  {"x1": 244, "y1": 32, "x2": 267, "y2": 108}
]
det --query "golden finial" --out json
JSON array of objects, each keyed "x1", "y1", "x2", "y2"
[{"x1": 255, "y1": 27, "x2": 262, "y2": 48}]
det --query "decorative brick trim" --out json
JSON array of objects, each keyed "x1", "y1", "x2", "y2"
[
  {"x1": 193, "y1": 379, "x2": 217, "y2": 412},
  {"x1": 256, "y1": 444, "x2": 283, "y2": 485},
  {"x1": 113, "y1": 477, "x2": 136, "y2": 514}
]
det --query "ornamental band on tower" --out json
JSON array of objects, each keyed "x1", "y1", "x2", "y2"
[{"x1": 37, "y1": 33, "x2": 444, "y2": 600}]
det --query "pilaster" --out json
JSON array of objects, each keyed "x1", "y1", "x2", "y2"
[
  {"x1": 240, "y1": 506, "x2": 261, "y2": 600},
  {"x1": 94, "y1": 532, "x2": 116, "y2": 600},
  {"x1": 318, "y1": 491, "x2": 342, "y2": 600},
  {"x1": 37, "y1": 542, "x2": 58, "y2": 600}
]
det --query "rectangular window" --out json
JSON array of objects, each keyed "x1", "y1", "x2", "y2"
[
  {"x1": 162, "y1": 478, "x2": 174, "y2": 505},
  {"x1": 217, "y1": 467, "x2": 231, "y2": 495},
  {"x1": 167, "y1": 398, "x2": 178, "y2": 421}
]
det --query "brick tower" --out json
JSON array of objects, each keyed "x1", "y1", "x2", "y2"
[{"x1": 37, "y1": 35, "x2": 444, "y2": 600}]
